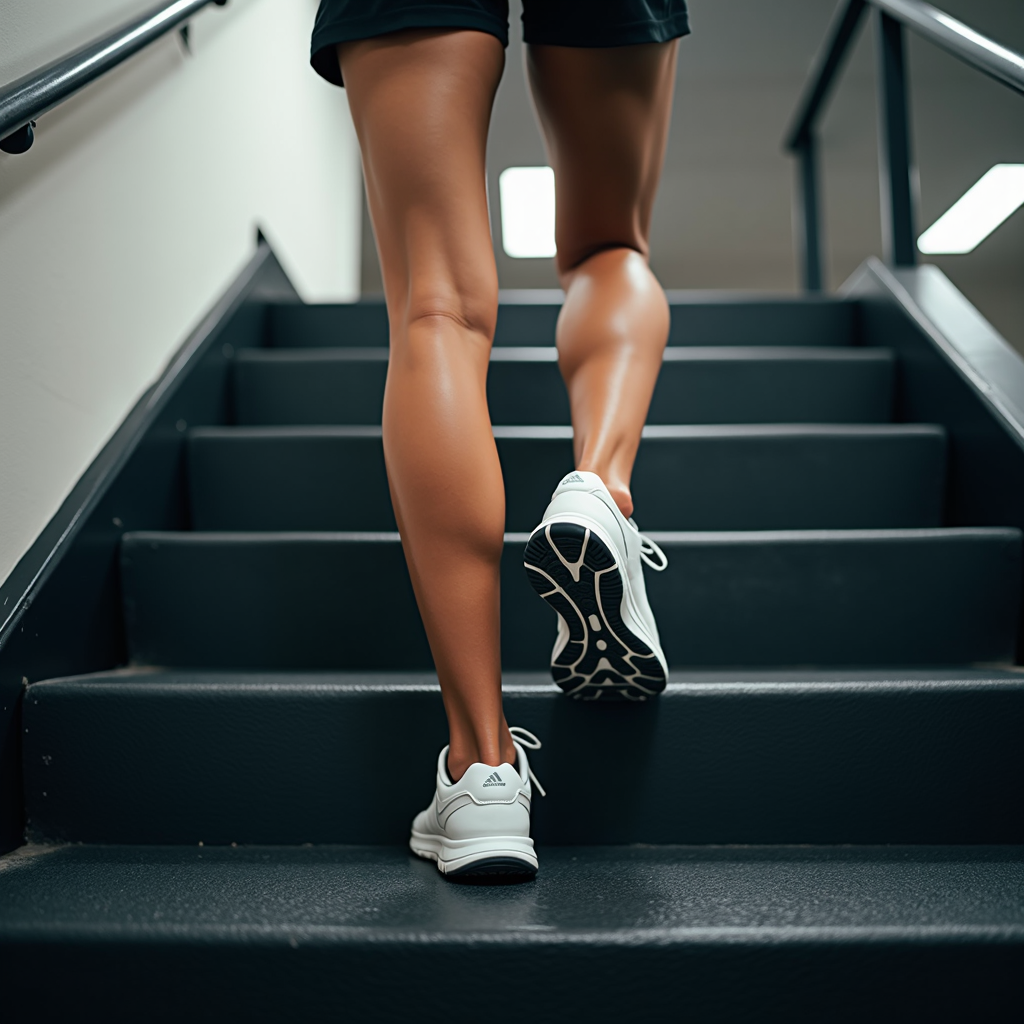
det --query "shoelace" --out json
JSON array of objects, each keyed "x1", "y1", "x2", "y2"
[
  {"x1": 627, "y1": 517, "x2": 670, "y2": 571},
  {"x1": 509, "y1": 726, "x2": 546, "y2": 797},
  {"x1": 637, "y1": 531, "x2": 669, "y2": 572}
]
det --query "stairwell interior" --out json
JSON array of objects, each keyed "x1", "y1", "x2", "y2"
[{"x1": 1, "y1": 275, "x2": 1021, "y2": 1020}]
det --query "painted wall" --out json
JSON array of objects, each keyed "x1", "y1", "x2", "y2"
[{"x1": 0, "y1": 0, "x2": 361, "y2": 588}]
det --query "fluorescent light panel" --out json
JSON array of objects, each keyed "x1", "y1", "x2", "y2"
[
  {"x1": 918, "y1": 164, "x2": 1024, "y2": 255},
  {"x1": 499, "y1": 166, "x2": 556, "y2": 258}
]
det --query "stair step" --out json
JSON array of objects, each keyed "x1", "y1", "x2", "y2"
[
  {"x1": 24, "y1": 669, "x2": 1024, "y2": 846},
  {"x1": 266, "y1": 296, "x2": 859, "y2": 348},
  {"x1": 234, "y1": 347, "x2": 894, "y2": 426},
  {"x1": 188, "y1": 424, "x2": 946, "y2": 532},
  {"x1": 1, "y1": 843, "x2": 1019, "y2": 1023},
  {"x1": 120, "y1": 528, "x2": 1021, "y2": 668}
]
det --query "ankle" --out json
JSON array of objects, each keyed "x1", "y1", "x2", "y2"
[
  {"x1": 447, "y1": 733, "x2": 517, "y2": 782},
  {"x1": 607, "y1": 484, "x2": 633, "y2": 519},
  {"x1": 577, "y1": 466, "x2": 633, "y2": 518}
]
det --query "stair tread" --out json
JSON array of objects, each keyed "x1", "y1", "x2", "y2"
[
  {"x1": 233, "y1": 345, "x2": 894, "y2": 426},
  {"x1": 187, "y1": 424, "x2": 947, "y2": 531},
  {"x1": 25, "y1": 668, "x2": 1024, "y2": 845},
  {"x1": 4, "y1": 843, "x2": 1018, "y2": 1020},
  {"x1": 2, "y1": 844, "x2": 1020, "y2": 937},
  {"x1": 119, "y1": 527, "x2": 1022, "y2": 669},
  {"x1": 266, "y1": 297, "x2": 860, "y2": 347}
]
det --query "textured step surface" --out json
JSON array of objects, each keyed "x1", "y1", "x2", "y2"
[
  {"x1": 24, "y1": 670, "x2": 1024, "y2": 846},
  {"x1": 188, "y1": 424, "x2": 946, "y2": 532},
  {"x1": 120, "y1": 528, "x2": 1021, "y2": 668},
  {"x1": 267, "y1": 296, "x2": 859, "y2": 348},
  {"x1": 233, "y1": 347, "x2": 894, "y2": 426},
  {"x1": 0, "y1": 844, "x2": 1019, "y2": 1023}
]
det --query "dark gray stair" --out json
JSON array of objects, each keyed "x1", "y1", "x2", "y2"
[
  {"x1": 233, "y1": 346, "x2": 894, "y2": 426},
  {"x1": 120, "y1": 528, "x2": 1021, "y2": 669},
  {"x1": 9, "y1": 267, "x2": 1024, "y2": 1024},
  {"x1": 0, "y1": 843, "x2": 1019, "y2": 1023},
  {"x1": 187, "y1": 424, "x2": 945, "y2": 532},
  {"x1": 23, "y1": 670, "x2": 1024, "y2": 846},
  {"x1": 267, "y1": 295, "x2": 859, "y2": 348}
]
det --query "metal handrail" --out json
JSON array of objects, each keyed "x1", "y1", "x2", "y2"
[
  {"x1": 784, "y1": 0, "x2": 1024, "y2": 291},
  {"x1": 0, "y1": 0, "x2": 226, "y2": 155}
]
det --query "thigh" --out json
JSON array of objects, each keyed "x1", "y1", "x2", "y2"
[
  {"x1": 526, "y1": 42, "x2": 678, "y2": 275},
  {"x1": 339, "y1": 30, "x2": 505, "y2": 334}
]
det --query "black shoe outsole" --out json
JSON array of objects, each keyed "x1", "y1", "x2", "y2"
[
  {"x1": 524, "y1": 522, "x2": 667, "y2": 702},
  {"x1": 445, "y1": 857, "x2": 538, "y2": 879}
]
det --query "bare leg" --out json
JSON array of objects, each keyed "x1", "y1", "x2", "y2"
[
  {"x1": 339, "y1": 31, "x2": 515, "y2": 779},
  {"x1": 527, "y1": 43, "x2": 679, "y2": 518}
]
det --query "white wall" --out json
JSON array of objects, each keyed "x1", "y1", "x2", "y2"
[
  {"x1": 0, "y1": 0, "x2": 162, "y2": 85},
  {"x1": 0, "y1": 0, "x2": 362, "y2": 588}
]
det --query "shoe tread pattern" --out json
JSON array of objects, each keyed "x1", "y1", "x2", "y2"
[
  {"x1": 445, "y1": 857, "x2": 538, "y2": 878},
  {"x1": 524, "y1": 522, "x2": 666, "y2": 701}
]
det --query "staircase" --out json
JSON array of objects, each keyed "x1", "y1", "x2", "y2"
[{"x1": 4, "y1": 295, "x2": 1023, "y2": 1021}]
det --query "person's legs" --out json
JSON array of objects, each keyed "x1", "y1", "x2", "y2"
[
  {"x1": 339, "y1": 30, "x2": 515, "y2": 780},
  {"x1": 526, "y1": 42, "x2": 679, "y2": 518}
]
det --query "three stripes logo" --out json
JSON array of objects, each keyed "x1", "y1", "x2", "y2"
[{"x1": 482, "y1": 771, "x2": 506, "y2": 788}]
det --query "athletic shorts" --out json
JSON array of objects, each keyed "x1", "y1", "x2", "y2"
[{"x1": 311, "y1": 0, "x2": 690, "y2": 86}]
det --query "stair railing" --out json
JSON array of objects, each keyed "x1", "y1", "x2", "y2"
[
  {"x1": 784, "y1": 0, "x2": 1024, "y2": 292},
  {"x1": 0, "y1": 0, "x2": 227, "y2": 155}
]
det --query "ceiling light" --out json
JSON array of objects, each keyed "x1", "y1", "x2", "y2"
[
  {"x1": 499, "y1": 166, "x2": 557, "y2": 259},
  {"x1": 918, "y1": 164, "x2": 1024, "y2": 255}
]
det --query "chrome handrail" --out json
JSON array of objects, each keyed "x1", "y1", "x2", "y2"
[
  {"x1": 783, "y1": 0, "x2": 1024, "y2": 291},
  {"x1": 0, "y1": 0, "x2": 227, "y2": 155}
]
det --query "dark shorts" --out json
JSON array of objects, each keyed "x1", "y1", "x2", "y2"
[{"x1": 311, "y1": 0, "x2": 690, "y2": 86}]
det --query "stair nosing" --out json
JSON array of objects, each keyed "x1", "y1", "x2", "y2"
[
  {"x1": 123, "y1": 527, "x2": 1021, "y2": 544},
  {"x1": 30, "y1": 670, "x2": 1024, "y2": 696},
  {"x1": 236, "y1": 345, "x2": 891, "y2": 364},
  {"x1": 3, "y1": 918, "x2": 1020, "y2": 946},
  {"x1": 188, "y1": 424, "x2": 944, "y2": 441}
]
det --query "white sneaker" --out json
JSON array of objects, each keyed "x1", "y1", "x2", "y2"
[
  {"x1": 524, "y1": 470, "x2": 669, "y2": 701},
  {"x1": 409, "y1": 726, "x2": 545, "y2": 877}
]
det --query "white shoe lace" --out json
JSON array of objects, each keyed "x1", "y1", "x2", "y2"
[
  {"x1": 627, "y1": 518, "x2": 669, "y2": 571},
  {"x1": 509, "y1": 726, "x2": 546, "y2": 797},
  {"x1": 638, "y1": 532, "x2": 669, "y2": 572}
]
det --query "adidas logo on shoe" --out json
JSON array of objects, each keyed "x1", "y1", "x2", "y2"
[
  {"x1": 562, "y1": 472, "x2": 585, "y2": 485},
  {"x1": 482, "y1": 772, "x2": 506, "y2": 787}
]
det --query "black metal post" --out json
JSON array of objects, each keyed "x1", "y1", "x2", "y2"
[
  {"x1": 796, "y1": 135, "x2": 824, "y2": 292},
  {"x1": 876, "y1": 10, "x2": 918, "y2": 267}
]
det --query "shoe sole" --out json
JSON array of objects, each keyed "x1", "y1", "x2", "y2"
[
  {"x1": 410, "y1": 832, "x2": 538, "y2": 878},
  {"x1": 524, "y1": 521, "x2": 667, "y2": 701}
]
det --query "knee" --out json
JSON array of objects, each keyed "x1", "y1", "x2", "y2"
[{"x1": 403, "y1": 278, "x2": 499, "y2": 345}]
